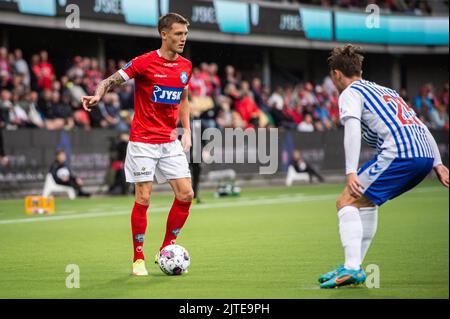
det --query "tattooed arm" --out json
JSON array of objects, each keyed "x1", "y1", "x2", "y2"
[{"x1": 81, "y1": 72, "x2": 125, "y2": 112}]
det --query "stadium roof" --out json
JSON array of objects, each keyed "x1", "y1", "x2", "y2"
[{"x1": 0, "y1": 0, "x2": 448, "y2": 54}]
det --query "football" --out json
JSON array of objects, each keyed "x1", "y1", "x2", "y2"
[{"x1": 158, "y1": 244, "x2": 190, "y2": 275}]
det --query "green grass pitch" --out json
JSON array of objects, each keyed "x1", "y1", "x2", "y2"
[{"x1": 0, "y1": 180, "x2": 447, "y2": 299}]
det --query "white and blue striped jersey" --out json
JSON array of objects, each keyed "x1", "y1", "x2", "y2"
[{"x1": 339, "y1": 79, "x2": 434, "y2": 159}]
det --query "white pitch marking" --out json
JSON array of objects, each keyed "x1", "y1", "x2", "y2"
[
  {"x1": 0, "y1": 186, "x2": 444, "y2": 226},
  {"x1": 0, "y1": 193, "x2": 334, "y2": 225}
]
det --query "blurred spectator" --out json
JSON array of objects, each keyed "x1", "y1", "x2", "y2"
[
  {"x1": 0, "y1": 47, "x2": 10, "y2": 82},
  {"x1": 190, "y1": 67, "x2": 207, "y2": 97},
  {"x1": 216, "y1": 96, "x2": 233, "y2": 128},
  {"x1": 0, "y1": 90, "x2": 14, "y2": 128},
  {"x1": 49, "y1": 149, "x2": 91, "y2": 197},
  {"x1": 298, "y1": 113, "x2": 315, "y2": 132},
  {"x1": 67, "y1": 76, "x2": 87, "y2": 105},
  {"x1": 0, "y1": 69, "x2": 12, "y2": 91},
  {"x1": 251, "y1": 77, "x2": 264, "y2": 110},
  {"x1": 209, "y1": 63, "x2": 221, "y2": 98},
  {"x1": 0, "y1": 45, "x2": 446, "y2": 135},
  {"x1": 234, "y1": 81, "x2": 261, "y2": 128},
  {"x1": 118, "y1": 83, "x2": 134, "y2": 110},
  {"x1": 414, "y1": 84, "x2": 437, "y2": 125},
  {"x1": 36, "y1": 50, "x2": 55, "y2": 91},
  {"x1": 224, "y1": 65, "x2": 238, "y2": 87},
  {"x1": 12, "y1": 49, "x2": 30, "y2": 88},
  {"x1": 290, "y1": 149, "x2": 324, "y2": 183},
  {"x1": 8, "y1": 92, "x2": 29, "y2": 128},
  {"x1": 268, "y1": 87, "x2": 296, "y2": 129},
  {"x1": 106, "y1": 59, "x2": 117, "y2": 78},
  {"x1": 430, "y1": 104, "x2": 449, "y2": 131},
  {"x1": 19, "y1": 91, "x2": 44, "y2": 128},
  {"x1": 101, "y1": 92, "x2": 127, "y2": 131},
  {"x1": 67, "y1": 56, "x2": 84, "y2": 80}
]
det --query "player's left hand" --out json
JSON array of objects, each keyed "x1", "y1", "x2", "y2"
[
  {"x1": 434, "y1": 164, "x2": 449, "y2": 188},
  {"x1": 181, "y1": 129, "x2": 192, "y2": 152},
  {"x1": 346, "y1": 173, "x2": 364, "y2": 198}
]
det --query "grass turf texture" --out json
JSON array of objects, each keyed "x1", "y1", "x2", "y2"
[{"x1": 0, "y1": 180, "x2": 447, "y2": 299}]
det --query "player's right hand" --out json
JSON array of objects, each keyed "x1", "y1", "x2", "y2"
[
  {"x1": 346, "y1": 173, "x2": 364, "y2": 199},
  {"x1": 434, "y1": 164, "x2": 449, "y2": 188},
  {"x1": 81, "y1": 95, "x2": 101, "y2": 112}
]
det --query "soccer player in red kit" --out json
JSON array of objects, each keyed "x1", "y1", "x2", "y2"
[{"x1": 81, "y1": 13, "x2": 194, "y2": 276}]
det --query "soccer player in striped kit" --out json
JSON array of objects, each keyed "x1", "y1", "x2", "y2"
[
  {"x1": 81, "y1": 13, "x2": 194, "y2": 276},
  {"x1": 319, "y1": 44, "x2": 449, "y2": 288}
]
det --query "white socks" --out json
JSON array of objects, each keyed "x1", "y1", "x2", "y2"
[
  {"x1": 338, "y1": 206, "x2": 363, "y2": 270},
  {"x1": 360, "y1": 206, "x2": 378, "y2": 262}
]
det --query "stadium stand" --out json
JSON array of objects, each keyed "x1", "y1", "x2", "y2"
[{"x1": 0, "y1": 47, "x2": 448, "y2": 133}]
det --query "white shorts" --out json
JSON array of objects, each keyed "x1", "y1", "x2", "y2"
[{"x1": 125, "y1": 140, "x2": 191, "y2": 184}]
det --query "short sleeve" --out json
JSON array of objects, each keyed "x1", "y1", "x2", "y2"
[
  {"x1": 184, "y1": 63, "x2": 193, "y2": 90},
  {"x1": 118, "y1": 54, "x2": 147, "y2": 81},
  {"x1": 339, "y1": 87, "x2": 364, "y2": 124}
]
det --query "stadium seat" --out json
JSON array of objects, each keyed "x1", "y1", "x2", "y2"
[
  {"x1": 42, "y1": 173, "x2": 76, "y2": 199},
  {"x1": 285, "y1": 165, "x2": 309, "y2": 186}
]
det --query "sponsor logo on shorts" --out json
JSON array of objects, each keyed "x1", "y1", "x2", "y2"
[
  {"x1": 135, "y1": 234, "x2": 145, "y2": 243},
  {"x1": 133, "y1": 167, "x2": 152, "y2": 177}
]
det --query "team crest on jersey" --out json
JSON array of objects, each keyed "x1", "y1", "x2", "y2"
[
  {"x1": 123, "y1": 61, "x2": 132, "y2": 70},
  {"x1": 152, "y1": 85, "x2": 184, "y2": 104},
  {"x1": 180, "y1": 72, "x2": 189, "y2": 84}
]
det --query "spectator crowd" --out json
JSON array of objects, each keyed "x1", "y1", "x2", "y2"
[{"x1": 0, "y1": 46, "x2": 448, "y2": 133}]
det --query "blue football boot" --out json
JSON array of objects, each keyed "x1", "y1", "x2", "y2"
[
  {"x1": 318, "y1": 264, "x2": 345, "y2": 283},
  {"x1": 320, "y1": 267, "x2": 366, "y2": 289}
]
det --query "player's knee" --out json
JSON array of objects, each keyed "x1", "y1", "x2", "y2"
[
  {"x1": 135, "y1": 189, "x2": 151, "y2": 205},
  {"x1": 336, "y1": 195, "x2": 350, "y2": 211},
  {"x1": 136, "y1": 195, "x2": 150, "y2": 206},
  {"x1": 176, "y1": 190, "x2": 194, "y2": 202}
]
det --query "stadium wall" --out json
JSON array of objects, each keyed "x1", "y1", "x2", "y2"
[{"x1": 0, "y1": 129, "x2": 448, "y2": 198}]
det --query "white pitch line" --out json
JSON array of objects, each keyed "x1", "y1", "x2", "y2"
[
  {"x1": 0, "y1": 186, "x2": 444, "y2": 226},
  {"x1": 0, "y1": 193, "x2": 336, "y2": 225}
]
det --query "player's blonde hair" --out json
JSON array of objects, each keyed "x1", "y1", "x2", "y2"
[
  {"x1": 327, "y1": 44, "x2": 364, "y2": 77},
  {"x1": 158, "y1": 13, "x2": 190, "y2": 34}
]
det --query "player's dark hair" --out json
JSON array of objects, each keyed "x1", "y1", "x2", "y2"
[
  {"x1": 158, "y1": 13, "x2": 190, "y2": 34},
  {"x1": 327, "y1": 44, "x2": 364, "y2": 77}
]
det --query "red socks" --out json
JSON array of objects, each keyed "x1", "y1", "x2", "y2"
[
  {"x1": 131, "y1": 202, "x2": 149, "y2": 262},
  {"x1": 131, "y1": 198, "x2": 191, "y2": 261},
  {"x1": 160, "y1": 198, "x2": 191, "y2": 251}
]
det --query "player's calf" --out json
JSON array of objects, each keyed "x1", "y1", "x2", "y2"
[{"x1": 160, "y1": 197, "x2": 191, "y2": 251}]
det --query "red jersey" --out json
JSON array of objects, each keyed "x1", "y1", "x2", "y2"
[{"x1": 119, "y1": 50, "x2": 192, "y2": 144}]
